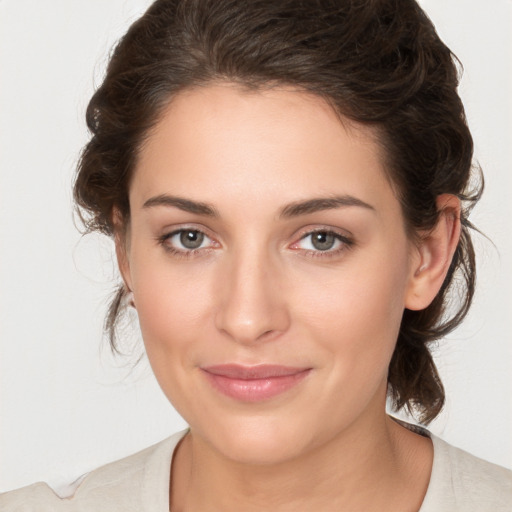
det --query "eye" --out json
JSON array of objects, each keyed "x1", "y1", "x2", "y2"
[
  {"x1": 160, "y1": 228, "x2": 215, "y2": 253},
  {"x1": 304, "y1": 231, "x2": 339, "y2": 251},
  {"x1": 291, "y1": 229, "x2": 353, "y2": 255},
  {"x1": 176, "y1": 229, "x2": 206, "y2": 249}
]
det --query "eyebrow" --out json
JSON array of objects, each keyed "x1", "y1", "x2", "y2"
[
  {"x1": 142, "y1": 194, "x2": 218, "y2": 217},
  {"x1": 279, "y1": 196, "x2": 375, "y2": 218},
  {"x1": 142, "y1": 193, "x2": 375, "y2": 218}
]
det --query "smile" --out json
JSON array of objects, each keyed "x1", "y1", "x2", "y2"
[{"x1": 201, "y1": 364, "x2": 312, "y2": 402}]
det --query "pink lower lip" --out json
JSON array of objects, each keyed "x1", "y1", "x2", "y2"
[{"x1": 201, "y1": 365, "x2": 311, "y2": 402}]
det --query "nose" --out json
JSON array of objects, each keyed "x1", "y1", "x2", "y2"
[{"x1": 214, "y1": 247, "x2": 290, "y2": 345}]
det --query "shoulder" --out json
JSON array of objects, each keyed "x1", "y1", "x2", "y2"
[
  {"x1": 420, "y1": 434, "x2": 512, "y2": 512},
  {"x1": 0, "y1": 430, "x2": 187, "y2": 512}
]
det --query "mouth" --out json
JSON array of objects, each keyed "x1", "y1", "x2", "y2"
[{"x1": 200, "y1": 364, "x2": 312, "y2": 402}]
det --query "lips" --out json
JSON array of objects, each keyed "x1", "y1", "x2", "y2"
[{"x1": 201, "y1": 364, "x2": 311, "y2": 402}]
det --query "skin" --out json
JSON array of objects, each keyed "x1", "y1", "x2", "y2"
[{"x1": 117, "y1": 84, "x2": 461, "y2": 511}]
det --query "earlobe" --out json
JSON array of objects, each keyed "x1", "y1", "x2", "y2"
[
  {"x1": 405, "y1": 194, "x2": 461, "y2": 311},
  {"x1": 112, "y1": 207, "x2": 133, "y2": 295},
  {"x1": 115, "y1": 239, "x2": 133, "y2": 294}
]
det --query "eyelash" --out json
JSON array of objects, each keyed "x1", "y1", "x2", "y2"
[
  {"x1": 157, "y1": 228, "x2": 216, "y2": 259},
  {"x1": 290, "y1": 229, "x2": 354, "y2": 259},
  {"x1": 157, "y1": 227, "x2": 354, "y2": 260}
]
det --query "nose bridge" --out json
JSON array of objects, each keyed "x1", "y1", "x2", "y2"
[{"x1": 215, "y1": 241, "x2": 289, "y2": 344}]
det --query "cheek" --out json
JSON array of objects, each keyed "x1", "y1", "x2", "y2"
[
  {"x1": 131, "y1": 256, "x2": 214, "y2": 355},
  {"x1": 131, "y1": 259, "x2": 219, "y2": 413},
  {"x1": 293, "y1": 246, "x2": 410, "y2": 372}
]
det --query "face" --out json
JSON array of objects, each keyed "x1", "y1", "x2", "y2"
[{"x1": 120, "y1": 84, "x2": 422, "y2": 464}]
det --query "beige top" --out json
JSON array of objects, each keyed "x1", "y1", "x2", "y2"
[{"x1": 1, "y1": 429, "x2": 511, "y2": 511}]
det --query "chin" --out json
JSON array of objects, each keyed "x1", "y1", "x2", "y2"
[
  {"x1": 195, "y1": 414, "x2": 314, "y2": 466},
  {"x1": 221, "y1": 435, "x2": 307, "y2": 466}
]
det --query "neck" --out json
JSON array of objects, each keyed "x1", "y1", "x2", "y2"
[{"x1": 170, "y1": 404, "x2": 432, "y2": 512}]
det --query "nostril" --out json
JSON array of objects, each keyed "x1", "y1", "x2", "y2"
[
  {"x1": 258, "y1": 329, "x2": 277, "y2": 341},
  {"x1": 213, "y1": 257, "x2": 291, "y2": 344}
]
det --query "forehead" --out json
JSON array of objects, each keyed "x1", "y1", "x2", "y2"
[{"x1": 132, "y1": 84, "x2": 398, "y2": 218}]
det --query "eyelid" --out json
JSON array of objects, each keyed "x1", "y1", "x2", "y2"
[
  {"x1": 288, "y1": 226, "x2": 355, "y2": 255},
  {"x1": 158, "y1": 223, "x2": 217, "y2": 240},
  {"x1": 290, "y1": 225, "x2": 353, "y2": 244},
  {"x1": 157, "y1": 224, "x2": 221, "y2": 255},
  {"x1": 156, "y1": 224, "x2": 354, "y2": 259}
]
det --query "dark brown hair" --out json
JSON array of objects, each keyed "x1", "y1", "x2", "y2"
[{"x1": 74, "y1": 0, "x2": 482, "y2": 424}]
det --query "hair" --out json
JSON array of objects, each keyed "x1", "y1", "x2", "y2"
[{"x1": 74, "y1": 0, "x2": 482, "y2": 424}]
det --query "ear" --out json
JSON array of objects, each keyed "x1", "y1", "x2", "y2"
[
  {"x1": 405, "y1": 194, "x2": 461, "y2": 311},
  {"x1": 112, "y1": 207, "x2": 133, "y2": 294}
]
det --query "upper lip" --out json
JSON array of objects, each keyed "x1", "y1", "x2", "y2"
[{"x1": 201, "y1": 364, "x2": 310, "y2": 380}]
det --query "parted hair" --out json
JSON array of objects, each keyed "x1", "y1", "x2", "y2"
[{"x1": 74, "y1": 0, "x2": 482, "y2": 424}]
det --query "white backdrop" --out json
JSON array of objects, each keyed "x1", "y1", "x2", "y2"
[{"x1": 1, "y1": 0, "x2": 511, "y2": 492}]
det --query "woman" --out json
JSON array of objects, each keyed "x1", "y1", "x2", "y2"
[{"x1": 1, "y1": 0, "x2": 511, "y2": 510}]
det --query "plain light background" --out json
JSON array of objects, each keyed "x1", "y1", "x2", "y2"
[{"x1": 1, "y1": 0, "x2": 511, "y2": 492}]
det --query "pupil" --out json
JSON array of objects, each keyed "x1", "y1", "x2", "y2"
[
  {"x1": 180, "y1": 230, "x2": 204, "y2": 249},
  {"x1": 312, "y1": 232, "x2": 335, "y2": 251}
]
